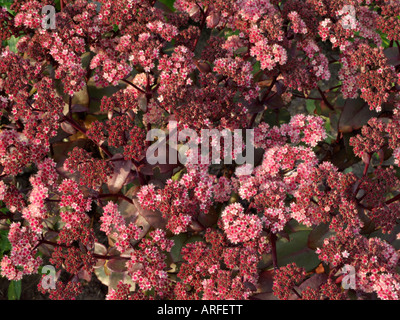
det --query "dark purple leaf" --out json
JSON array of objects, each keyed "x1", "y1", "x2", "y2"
[
  {"x1": 38, "y1": 243, "x2": 53, "y2": 257},
  {"x1": 384, "y1": 47, "x2": 400, "y2": 66},
  {"x1": 197, "y1": 206, "x2": 219, "y2": 228},
  {"x1": 107, "y1": 258, "x2": 128, "y2": 273},
  {"x1": 256, "y1": 269, "x2": 275, "y2": 293},
  {"x1": 188, "y1": 220, "x2": 204, "y2": 232},
  {"x1": 338, "y1": 98, "x2": 377, "y2": 133},
  {"x1": 307, "y1": 223, "x2": 331, "y2": 250},
  {"x1": 250, "y1": 292, "x2": 279, "y2": 300},
  {"x1": 195, "y1": 60, "x2": 212, "y2": 73},
  {"x1": 266, "y1": 93, "x2": 284, "y2": 110},
  {"x1": 71, "y1": 104, "x2": 89, "y2": 113}
]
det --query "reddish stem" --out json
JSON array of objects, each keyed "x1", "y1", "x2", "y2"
[
  {"x1": 35, "y1": 239, "x2": 129, "y2": 260},
  {"x1": 192, "y1": 6, "x2": 208, "y2": 52},
  {"x1": 386, "y1": 193, "x2": 400, "y2": 206},
  {"x1": 317, "y1": 86, "x2": 334, "y2": 111},
  {"x1": 95, "y1": 193, "x2": 134, "y2": 204},
  {"x1": 260, "y1": 76, "x2": 278, "y2": 104},
  {"x1": 245, "y1": 202, "x2": 254, "y2": 215},
  {"x1": 353, "y1": 154, "x2": 371, "y2": 198},
  {"x1": 92, "y1": 253, "x2": 130, "y2": 260},
  {"x1": 270, "y1": 233, "x2": 278, "y2": 270}
]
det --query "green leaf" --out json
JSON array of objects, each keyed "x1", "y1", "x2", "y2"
[
  {"x1": 53, "y1": 0, "x2": 61, "y2": 11},
  {"x1": 0, "y1": 0, "x2": 14, "y2": 12},
  {"x1": 8, "y1": 280, "x2": 21, "y2": 300},
  {"x1": 158, "y1": 0, "x2": 175, "y2": 11},
  {"x1": 169, "y1": 233, "x2": 188, "y2": 263},
  {"x1": 307, "y1": 223, "x2": 333, "y2": 250},
  {"x1": 171, "y1": 168, "x2": 185, "y2": 181},
  {"x1": 278, "y1": 249, "x2": 320, "y2": 273},
  {"x1": 252, "y1": 61, "x2": 261, "y2": 75},
  {"x1": 306, "y1": 99, "x2": 316, "y2": 114},
  {"x1": 5, "y1": 36, "x2": 20, "y2": 53},
  {"x1": 286, "y1": 220, "x2": 312, "y2": 233},
  {"x1": 0, "y1": 230, "x2": 11, "y2": 257},
  {"x1": 265, "y1": 230, "x2": 320, "y2": 272},
  {"x1": 276, "y1": 231, "x2": 311, "y2": 257},
  {"x1": 185, "y1": 235, "x2": 206, "y2": 245}
]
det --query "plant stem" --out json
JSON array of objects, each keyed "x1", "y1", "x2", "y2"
[
  {"x1": 270, "y1": 233, "x2": 278, "y2": 270},
  {"x1": 193, "y1": 6, "x2": 208, "y2": 52},
  {"x1": 121, "y1": 79, "x2": 146, "y2": 94},
  {"x1": 92, "y1": 253, "x2": 130, "y2": 260},
  {"x1": 68, "y1": 96, "x2": 72, "y2": 117},
  {"x1": 292, "y1": 288, "x2": 302, "y2": 299},
  {"x1": 245, "y1": 202, "x2": 254, "y2": 215},
  {"x1": 260, "y1": 76, "x2": 278, "y2": 104},
  {"x1": 95, "y1": 193, "x2": 134, "y2": 204},
  {"x1": 386, "y1": 193, "x2": 400, "y2": 205},
  {"x1": 353, "y1": 155, "x2": 371, "y2": 197},
  {"x1": 37, "y1": 239, "x2": 69, "y2": 249},
  {"x1": 317, "y1": 86, "x2": 334, "y2": 111}
]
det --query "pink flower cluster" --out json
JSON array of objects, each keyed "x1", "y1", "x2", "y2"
[
  {"x1": 250, "y1": 37, "x2": 288, "y2": 71},
  {"x1": 90, "y1": 51, "x2": 132, "y2": 87},
  {"x1": 64, "y1": 147, "x2": 114, "y2": 189},
  {"x1": 176, "y1": 229, "x2": 268, "y2": 300},
  {"x1": 288, "y1": 11, "x2": 308, "y2": 34},
  {"x1": 317, "y1": 234, "x2": 400, "y2": 300},
  {"x1": 126, "y1": 229, "x2": 174, "y2": 299},
  {"x1": 0, "y1": 130, "x2": 47, "y2": 176},
  {"x1": 0, "y1": 222, "x2": 42, "y2": 281},
  {"x1": 254, "y1": 114, "x2": 326, "y2": 149},
  {"x1": 220, "y1": 203, "x2": 262, "y2": 244},
  {"x1": 146, "y1": 20, "x2": 178, "y2": 42},
  {"x1": 58, "y1": 179, "x2": 92, "y2": 229},
  {"x1": 138, "y1": 167, "x2": 233, "y2": 234},
  {"x1": 213, "y1": 57, "x2": 255, "y2": 89},
  {"x1": 158, "y1": 45, "x2": 196, "y2": 90},
  {"x1": 100, "y1": 202, "x2": 142, "y2": 253}
]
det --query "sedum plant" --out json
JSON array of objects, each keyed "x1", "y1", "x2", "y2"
[{"x1": 0, "y1": 0, "x2": 400, "y2": 300}]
